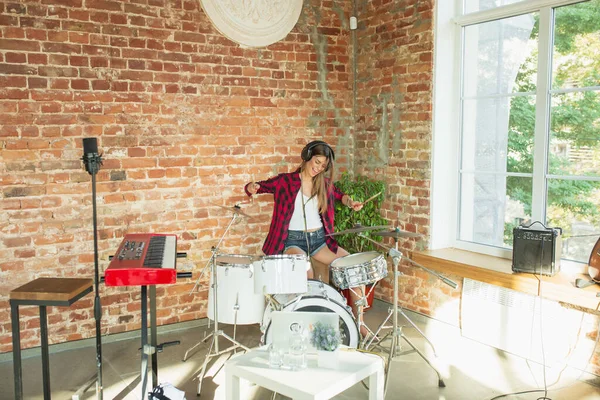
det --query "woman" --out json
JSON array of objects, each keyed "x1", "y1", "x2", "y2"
[{"x1": 245, "y1": 140, "x2": 369, "y2": 337}]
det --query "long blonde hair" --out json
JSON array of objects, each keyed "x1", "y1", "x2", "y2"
[{"x1": 300, "y1": 145, "x2": 335, "y2": 214}]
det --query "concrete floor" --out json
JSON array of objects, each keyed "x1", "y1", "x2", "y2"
[{"x1": 1, "y1": 299, "x2": 600, "y2": 400}]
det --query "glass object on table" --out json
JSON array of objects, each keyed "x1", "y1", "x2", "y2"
[
  {"x1": 268, "y1": 342, "x2": 284, "y2": 369},
  {"x1": 287, "y1": 322, "x2": 307, "y2": 371}
]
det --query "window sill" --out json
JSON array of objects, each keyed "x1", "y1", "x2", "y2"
[{"x1": 412, "y1": 248, "x2": 600, "y2": 314}]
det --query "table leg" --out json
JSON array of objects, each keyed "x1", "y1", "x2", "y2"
[
  {"x1": 40, "y1": 306, "x2": 51, "y2": 400},
  {"x1": 369, "y1": 366, "x2": 384, "y2": 400},
  {"x1": 225, "y1": 367, "x2": 241, "y2": 400},
  {"x1": 11, "y1": 302, "x2": 22, "y2": 400}
]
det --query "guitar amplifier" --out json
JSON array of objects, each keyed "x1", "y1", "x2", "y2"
[{"x1": 512, "y1": 222, "x2": 562, "y2": 276}]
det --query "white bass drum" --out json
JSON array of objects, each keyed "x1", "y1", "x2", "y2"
[{"x1": 261, "y1": 279, "x2": 359, "y2": 348}]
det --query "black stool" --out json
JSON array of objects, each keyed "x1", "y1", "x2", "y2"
[{"x1": 10, "y1": 277, "x2": 93, "y2": 400}]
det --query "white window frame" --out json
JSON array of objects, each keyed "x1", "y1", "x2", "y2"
[{"x1": 431, "y1": 0, "x2": 591, "y2": 266}]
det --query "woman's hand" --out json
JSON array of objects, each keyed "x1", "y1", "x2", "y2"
[
  {"x1": 343, "y1": 195, "x2": 363, "y2": 211},
  {"x1": 248, "y1": 182, "x2": 260, "y2": 195},
  {"x1": 348, "y1": 199, "x2": 363, "y2": 211}
]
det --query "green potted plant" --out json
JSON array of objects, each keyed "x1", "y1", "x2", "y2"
[
  {"x1": 333, "y1": 173, "x2": 388, "y2": 308},
  {"x1": 334, "y1": 173, "x2": 388, "y2": 253},
  {"x1": 311, "y1": 321, "x2": 342, "y2": 368}
]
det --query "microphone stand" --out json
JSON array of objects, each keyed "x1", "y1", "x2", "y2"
[
  {"x1": 82, "y1": 139, "x2": 104, "y2": 400},
  {"x1": 359, "y1": 234, "x2": 457, "y2": 389}
]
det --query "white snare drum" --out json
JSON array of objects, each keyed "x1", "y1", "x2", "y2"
[
  {"x1": 329, "y1": 251, "x2": 388, "y2": 290},
  {"x1": 261, "y1": 279, "x2": 359, "y2": 348},
  {"x1": 253, "y1": 254, "x2": 309, "y2": 294},
  {"x1": 208, "y1": 254, "x2": 265, "y2": 325}
]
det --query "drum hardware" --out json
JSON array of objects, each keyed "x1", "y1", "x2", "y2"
[
  {"x1": 358, "y1": 234, "x2": 457, "y2": 389},
  {"x1": 326, "y1": 223, "x2": 390, "y2": 236},
  {"x1": 211, "y1": 203, "x2": 253, "y2": 219},
  {"x1": 287, "y1": 293, "x2": 304, "y2": 311},
  {"x1": 315, "y1": 280, "x2": 331, "y2": 301},
  {"x1": 265, "y1": 294, "x2": 283, "y2": 312},
  {"x1": 347, "y1": 284, "x2": 379, "y2": 347},
  {"x1": 373, "y1": 227, "x2": 421, "y2": 238},
  {"x1": 328, "y1": 251, "x2": 388, "y2": 347},
  {"x1": 183, "y1": 207, "x2": 251, "y2": 397}
]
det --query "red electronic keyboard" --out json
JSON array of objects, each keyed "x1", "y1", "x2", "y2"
[
  {"x1": 104, "y1": 233, "x2": 183, "y2": 398},
  {"x1": 105, "y1": 233, "x2": 177, "y2": 286}
]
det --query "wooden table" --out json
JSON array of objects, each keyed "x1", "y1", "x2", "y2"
[{"x1": 10, "y1": 277, "x2": 93, "y2": 400}]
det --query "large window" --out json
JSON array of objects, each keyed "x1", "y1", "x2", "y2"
[{"x1": 455, "y1": 0, "x2": 600, "y2": 264}]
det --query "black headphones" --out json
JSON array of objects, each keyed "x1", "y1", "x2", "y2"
[{"x1": 301, "y1": 140, "x2": 335, "y2": 163}]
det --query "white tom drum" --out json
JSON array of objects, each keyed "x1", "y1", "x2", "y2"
[
  {"x1": 329, "y1": 251, "x2": 388, "y2": 290},
  {"x1": 208, "y1": 254, "x2": 265, "y2": 325},
  {"x1": 253, "y1": 254, "x2": 309, "y2": 294},
  {"x1": 261, "y1": 279, "x2": 359, "y2": 348}
]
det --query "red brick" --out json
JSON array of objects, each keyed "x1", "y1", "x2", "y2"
[
  {"x1": 0, "y1": 76, "x2": 26, "y2": 87},
  {"x1": 71, "y1": 79, "x2": 89, "y2": 90},
  {"x1": 3, "y1": 237, "x2": 32, "y2": 248}
]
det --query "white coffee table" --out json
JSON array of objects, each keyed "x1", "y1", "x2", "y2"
[{"x1": 225, "y1": 348, "x2": 384, "y2": 400}]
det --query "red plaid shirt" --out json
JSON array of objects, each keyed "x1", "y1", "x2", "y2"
[{"x1": 245, "y1": 171, "x2": 345, "y2": 255}]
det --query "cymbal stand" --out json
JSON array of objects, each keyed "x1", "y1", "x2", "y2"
[
  {"x1": 359, "y1": 234, "x2": 457, "y2": 389},
  {"x1": 182, "y1": 210, "x2": 250, "y2": 396}
]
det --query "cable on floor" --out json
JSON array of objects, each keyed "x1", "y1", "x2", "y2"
[
  {"x1": 488, "y1": 235, "x2": 600, "y2": 400},
  {"x1": 487, "y1": 314, "x2": 600, "y2": 400}
]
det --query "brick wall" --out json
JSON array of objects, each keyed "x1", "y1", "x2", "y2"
[
  {"x1": 2, "y1": 0, "x2": 598, "y2": 377},
  {"x1": 0, "y1": 0, "x2": 353, "y2": 352},
  {"x1": 351, "y1": 0, "x2": 458, "y2": 315}
]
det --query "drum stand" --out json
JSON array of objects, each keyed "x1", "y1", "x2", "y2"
[
  {"x1": 347, "y1": 285, "x2": 378, "y2": 348},
  {"x1": 373, "y1": 249, "x2": 446, "y2": 388},
  {"x1": 184, "y1": 209, "x2": 250, "y2": 396},
  {"x1": 359, "y1": 235, "x2": 457, "y2": 389}
]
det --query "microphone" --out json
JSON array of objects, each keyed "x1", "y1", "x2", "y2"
[{"x1": 82, "y1": 138, "x2": 103, "y2": 175}]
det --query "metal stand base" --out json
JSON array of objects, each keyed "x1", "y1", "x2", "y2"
[
  {"x1": 365, "y1": 253, "x2": 446, "y2": 389},
  {"x1": 369, "y1": 308, "x2": 445, "y2": 388},
  {"x1": 189, "y1": 329, "x2": 250, "y2": 395},
  {"x1": 356, "y1": 233, "x2": 457, "y2": 391},
  {"x1": 183, "y1": 209, "x2": 252, "y2": 396}
]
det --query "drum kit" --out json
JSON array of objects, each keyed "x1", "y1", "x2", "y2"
[{"x1": 184, "y1": 203, "x2": 457, "y2": 395}]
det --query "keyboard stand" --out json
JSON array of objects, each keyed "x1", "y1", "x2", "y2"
[{"x1": 111, "y1": 285, "x2": 178, "y2": 400}]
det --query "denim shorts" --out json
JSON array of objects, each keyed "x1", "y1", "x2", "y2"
[{"x1": 284, "y1": 228, "x2": 327, "y2": 256}]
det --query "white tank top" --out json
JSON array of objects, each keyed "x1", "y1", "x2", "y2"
[{"x1": 288, "y1": 190, "x2": 323, "y2": 231}]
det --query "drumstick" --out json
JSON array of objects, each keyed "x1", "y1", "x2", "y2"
[
  {"x1": 362, "y1": 191, "x2": 382, "y2": 206},
  {"x1": 338, "y1": 191, "x2": 382, "y2": 226}
]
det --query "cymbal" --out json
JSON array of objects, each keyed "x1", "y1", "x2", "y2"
[
  {"x1": 213, "y1": 204, "x2": 252, "y2": 218},
  {"x1": 373, "y1": 228, "x2": 421, "y2": 238},
  {"x1": 326, "y1": 224, "x2": 389, "y2": 236}
]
